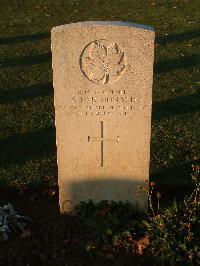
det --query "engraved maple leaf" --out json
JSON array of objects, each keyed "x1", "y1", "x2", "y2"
[
  {"x1": 106, "y1": 43, "x2": 125, "y2": 78},
  {"x1": 81, "y1": 41, "x2": 126, "y2": 84}
]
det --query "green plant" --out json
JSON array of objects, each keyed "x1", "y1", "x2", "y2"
[
  {"x1": 75, "y1": 200, "x2": 146, "y2": 255},
  {"x1": 144, "y1": 164, "x2": 200, "y2": 265},
  {"x1": 75, "y1": 165, "x2": 200, "y2": 263}
]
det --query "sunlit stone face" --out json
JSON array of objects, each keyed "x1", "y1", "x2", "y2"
[{"x1": 51, "y1": 21, "x2": 155, "y2": 213}]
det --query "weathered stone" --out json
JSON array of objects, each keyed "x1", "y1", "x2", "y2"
[{"x1": 51, "y1": 21, "x2": 155, "y2": 212}]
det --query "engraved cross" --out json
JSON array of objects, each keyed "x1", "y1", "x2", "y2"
[{"x1": 88, "y1": 121, "x2": 119, "y2": 167}]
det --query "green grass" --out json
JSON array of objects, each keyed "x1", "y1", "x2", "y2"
[{"x1": 0, "y1": 0, "x2": 199, "y2": 187}]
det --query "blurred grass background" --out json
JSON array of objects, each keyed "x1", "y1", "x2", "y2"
[{"x1": 0, "y1": 0, "x2": 199, "y2": 188}]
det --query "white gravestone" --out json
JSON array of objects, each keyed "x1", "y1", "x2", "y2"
[{"x1": 51, "y1": 21, "x2": 155, "y2": 212}]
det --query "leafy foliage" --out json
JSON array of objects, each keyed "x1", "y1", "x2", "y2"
[
  {"x1": 75, "y1": 200, "x2": 147, "y2": 256},
  {"x1": 145, "y1": 163, "x2": 200, "y2": 265},
  {"x1": 75, "y1": 164, "x2": 200, "y2": 264}
]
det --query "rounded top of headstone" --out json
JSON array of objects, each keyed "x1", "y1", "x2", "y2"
[{"x1": 51, "y1": 21, "x2": 155, "y2": 33}]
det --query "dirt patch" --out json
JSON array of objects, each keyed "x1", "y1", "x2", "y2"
[{"x1": 0, "y1": 189, "x2": 150, "y2": 266}]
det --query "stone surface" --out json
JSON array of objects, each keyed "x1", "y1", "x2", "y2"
[{"x1": 51, "y1": 21, "x2": 155, "y2": 212}]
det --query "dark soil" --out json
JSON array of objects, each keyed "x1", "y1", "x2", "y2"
[
  {"x1": 0, "y1": 189, "x2": 152, "y2": 266},
  {"x1": 0, "y1": 183, "x2": 192, "y2": 266}
]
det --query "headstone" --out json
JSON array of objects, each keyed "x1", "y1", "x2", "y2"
[{"x1": 51, "y1": 21, "x2": 155, "y2": 212}]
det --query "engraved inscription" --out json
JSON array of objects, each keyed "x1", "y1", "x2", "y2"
[
  {"x1": 57, "y1": 88, "x2": 138, "y2": 117},
  {"x1": 80, "y1": 40, "x2": 126, "y2": 84},
  {"x1": 88, "y1": 121, "x2": 119, "y2": 167}
]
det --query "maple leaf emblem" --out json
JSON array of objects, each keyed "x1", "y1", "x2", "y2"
[{"x1": 80, "y1": 40, "x2": 126, "y2": 84}]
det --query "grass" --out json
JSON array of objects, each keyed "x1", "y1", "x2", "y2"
[{"x1": 0, "y1": 0, "x2": 200, "y2": 189}]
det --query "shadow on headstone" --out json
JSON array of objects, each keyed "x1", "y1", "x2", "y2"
[{"x1": 61, "y1": 179, "x2": 146, "y2": 213}]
